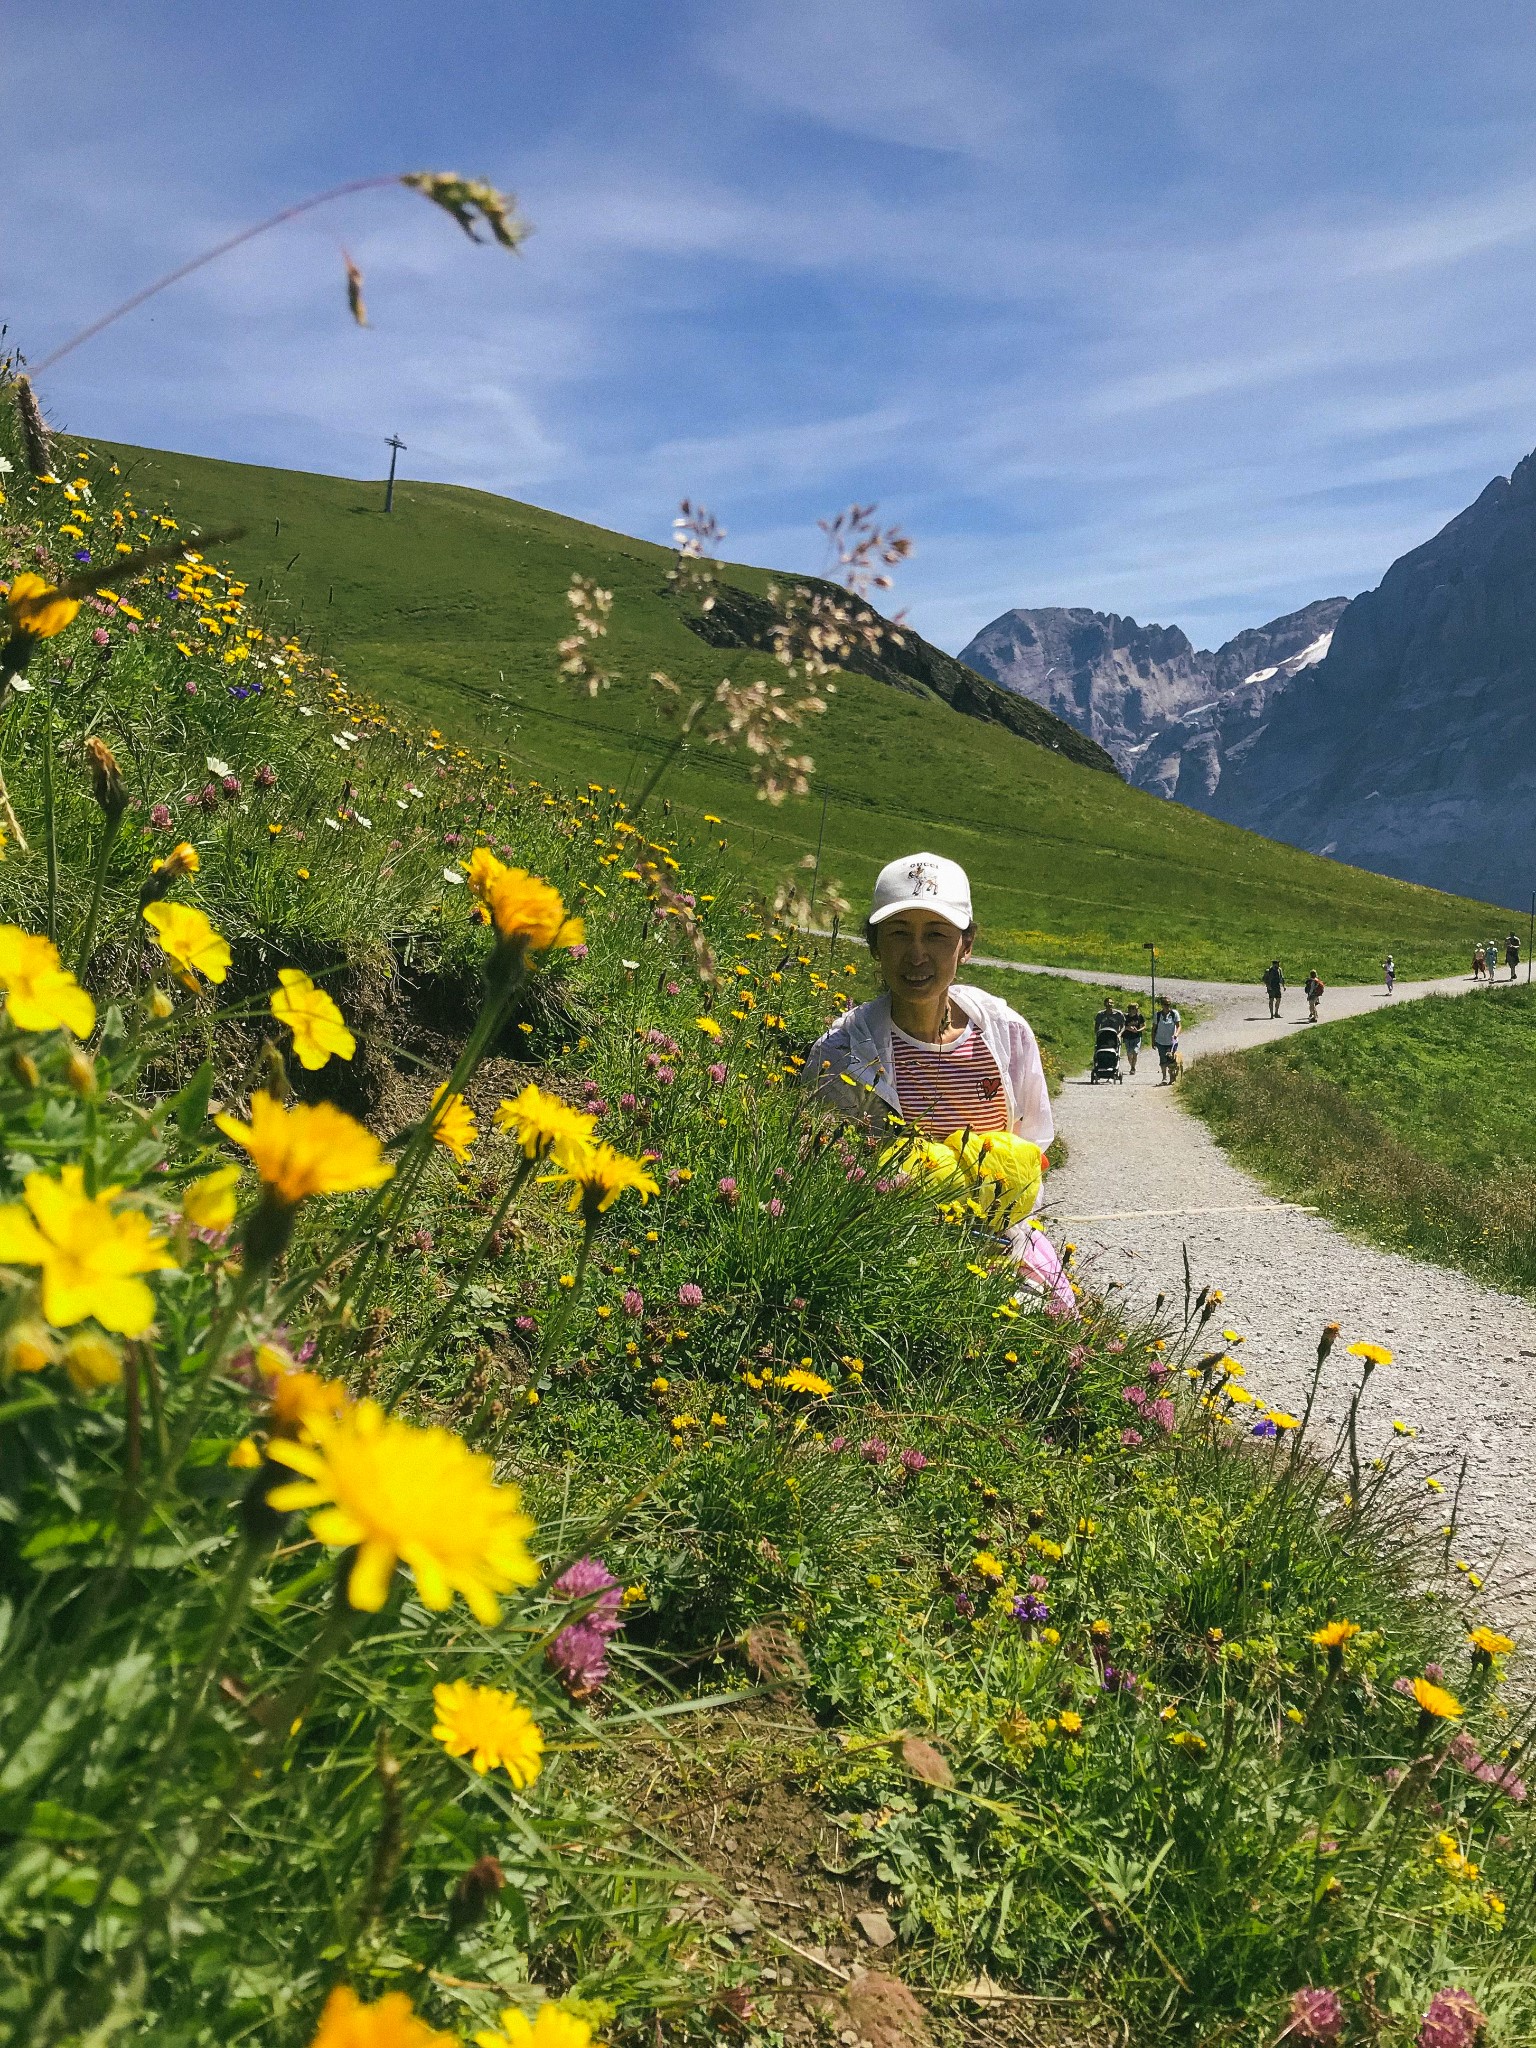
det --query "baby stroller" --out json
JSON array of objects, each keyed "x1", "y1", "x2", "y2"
[{"x1": 1091, "y1": 1021, "x2": 1123, "y2": 1084}]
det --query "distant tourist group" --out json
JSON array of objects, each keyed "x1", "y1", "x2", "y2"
[
  {"x1": 1473, "y1": 936, "x2": 1521, "y2": 982},
  {"x1": 1093, "y1": 994, "x2": 1181, "y2": 1085}
]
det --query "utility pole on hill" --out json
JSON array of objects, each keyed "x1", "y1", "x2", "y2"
[
  {"x1": 1143, "y1": 940, "x2": 1158, "y2": 1009},
  {"x1": 384, "y1": 433, "x2": 406, "y2": 513}
]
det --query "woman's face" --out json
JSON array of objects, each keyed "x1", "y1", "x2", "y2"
[{"x1": 873, "y1": 910, "x2": 971, "y2": 1005}]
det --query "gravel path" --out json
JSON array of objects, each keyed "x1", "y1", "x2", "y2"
[{"x1": 1004, "y1": 961, "x2": 1536, "y2": 1631}]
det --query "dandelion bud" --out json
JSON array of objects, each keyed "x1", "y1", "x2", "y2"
[
  {"x1": 84, "y1": 736, "x2": 128, "y2": 823},
  {"x1": 447, "y1": 1854, "x2": 505, "y2": 1934},
  {"x1": 148, "y1": 987, "x2": 173, "y2": 1020},
  {"x1": 9, "y1": 1048, "x2": 39, "y2": 1089},
  {"x1": 2, "y1": 1319, "x2": 56, "y2": 1375},
  {"x1": 139, "y1": 840, "x2": 201, "y2": 907},
  {"x1": 1319, "y1": 1321, "x2": 1341, "y2": 1358},
  {"x1": 61, "y1": 1330, "x2": 121, "y2": 1392},
  {"x1": 65, "y1": 1049, "x2": 97, "y2": 1096},
  {"x1": 258, "y1": 1039, "x2": 292, "y2": 1105}
]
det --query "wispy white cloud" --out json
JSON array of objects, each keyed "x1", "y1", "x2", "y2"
[{"x1": 11, "y1": 0, "x2": 1536, "y2": 651}]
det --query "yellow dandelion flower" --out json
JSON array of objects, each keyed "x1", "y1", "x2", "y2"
[
  {"x1": 215, "y1": 1092, "x2": 393, "y2": 1206},
  {"x1": 1311, "y1": 1619, "x2": 1360, "y2": 1650},
  {"x1": 1409, "y1": 1676, "x2": 1463, "y2": 1720},
  {"x1": 142, "y1": 901, "x2": 231, "y2": 985},
  {"x1": 150, "y1": 840, "x2": 200, "y2": 879},
  {"x1": 1057, "y1": 1710, "x2": 1083, "y2": 1735},
  {"x1": 466, "y1": 850, "x2": 585, "y2": 953},
  {"x1": 1470, "y1": 1626, "x2": 1516, "y2": 1660},
  {"x1": 430, "y1": 1084, "x2": 478, "y2": 1165},
  {"x1": 265, "y1": 1400, "x2": 538, "y2": 1621},
  {"x1": 0, "y1": 926, "x2": 95, "y2": 1037},
  {"x1": 695, "y1": 1015, "x2": 722, "y2": 1038},
  {"x1": 493, "y1": 1084, "x2": 595, "y2": 1166},
  {"x1": 270, "y1": 968, "x2": 356, "y2": 1071},
  {"x1": 544, "y1": 1142, "x2": 659, "y2": 1224},
  {"x1": 474, "y1": 2004, "x2": 599, "y2": 2048},
  {"x1": 1266, "y1": 1410, "x2": 1300, "y2": 1430},
  {"x1": 263, "y1": 1354, "x2": 350, "y2": 1436},
  {"x1": 0, "y1": 1164, "x2": 175, "y2": 1334},
  {"x1": 182, "y1": 1164, "x2": 241, "y2": 1232},
  {"x1": 1347, "y1": 1341, "x2": 1393, "y2": 1367},
  {"x1": 308, "y1": 1984, "x2": 458, "y2": 2048},
  {"x1": 431, "y1": 1679, "x2": 544, "y2": 1786},
  {"x1": 778, "y1": 1367, "x2": 832, "y2": 1396},
  {"x1": 3, "y1": 572, "x2": 80, "y2": 640},
  {"x1": 972, "y1": 1550, "x2": 1005, "y2": 1580}
]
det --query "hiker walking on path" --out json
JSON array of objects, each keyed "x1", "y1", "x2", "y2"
[
  {"x1": 1152, "y1": 995, "x2": 1182, "y2": 1083},
  {"x1": 1507, "y1": 933, "x2": 1522, "y2": 981},
  {"x1": 805, "y1": 850, "x2": 1069, "y2": 1311},
  {"x1": 1263, "y1": 959, "x2": 1285, "y2": 1018},
  {"x1": 1474, "y1": 943, "x2": 1487, "y2": 982},
  {"x1": 1304, "y1": 970, "x2": 1325, "y2": 1022},
  {"x1": 1383, "y1": 953, "x2": 1396, "y2": 994},
  {"x1": 1121, "y1": 1000, "x2": 1146, "y2": 1075}
]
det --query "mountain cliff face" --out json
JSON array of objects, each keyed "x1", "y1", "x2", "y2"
[
  {"x1": 1200, "y1": 453, "x2": 1536, "y2": 907},
  {"x1": 959, "y1": 599, "x2": 1347, "y2": 801}
]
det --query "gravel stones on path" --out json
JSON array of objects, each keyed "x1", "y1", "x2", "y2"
[{"x1": 1030, "y1": 969, "x2": 1536, "y2": 1632}]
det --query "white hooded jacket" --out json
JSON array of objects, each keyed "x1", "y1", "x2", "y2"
[{"x1": 805, "y1": 984, "x2": 1054, "y2": 1152}]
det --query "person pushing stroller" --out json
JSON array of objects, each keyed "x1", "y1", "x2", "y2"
[{"x1": 1091, "y1": 996, "x2": 1125, "y2": 1084}]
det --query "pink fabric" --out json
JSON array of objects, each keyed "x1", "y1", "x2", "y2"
[{"x1": 1010, "y1": 1223, "x2": 1076, "y2": 1317}]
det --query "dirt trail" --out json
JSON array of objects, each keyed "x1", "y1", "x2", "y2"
[{"x1": 992, "y1": 959, "x2": 1536, "y2": 1631}]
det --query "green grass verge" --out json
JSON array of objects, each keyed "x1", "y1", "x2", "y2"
[
  {"x1": 85, "y1": 436, "x2": 1517, "y2": 982},
  {"x1": 1182, "y1": 983, "x2": 1536, "y2": 1294}
]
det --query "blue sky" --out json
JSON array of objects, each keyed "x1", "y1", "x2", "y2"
[{"x1": 11, "y1": 0, "x2": 1536, "y2": 649}]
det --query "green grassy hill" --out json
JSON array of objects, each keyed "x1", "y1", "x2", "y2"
[
  {"x1": 93, "y1": 438, "x2": 1509, "y2": 981},
  {"x1": 1183, "y1": 982, "x2": 1536, "y2": 1293}
]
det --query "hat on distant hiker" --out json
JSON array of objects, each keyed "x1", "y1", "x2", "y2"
[{"x1": 868, "y1": 851, "x2": 973, "y2": 932}]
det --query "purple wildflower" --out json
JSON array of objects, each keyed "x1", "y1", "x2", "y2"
[
  {"x1": 622, "y1": 1289, "x2": 644, "y2": 1318},
  {"x1": 255, "y1": 763, "x2": 277, "y2": 788},
  {"x1": 827, "y1": 1435, "x2": 848, "y2": 1454},
  {"x1": 1121, "y1": 1428, "x2": 1144, "y2": 1446},
  {"x1": 546, "y1": 1621, "x2": 612, "y2": 1698},
  {"x1": 620, "y1": 1093, "x2": 638, "y2": 1113},
  {"x1": 677, "y1": 1283, "x2": 703, "y2": 1308},
  {"x1": 666, "y1": 980, "x2": 681, "y2": 996},
  {"x1": 1424, "y1": 1662, "x2": 1446, "y2": 1683},
  {"x1": 92, "y1": 626, "x2": 109, "y2": 647},
  {"x1": 1122, "y1": 1385, "x2": 1146, "y2": 1406},
  {"x1": 1147, "y1": 1397, "x2": 1175, "y2": 1433},
  {"x1": 221, "y1": 775, "x2": 241, "y2": 799},
  {"x1": 899, "y1": 1448, "x2": 929, "y2": 1474},
  {"x1": 515, "y1": 1315, "x2": 536, "y2": 1333},
  {"x1": 1099, "y1": 1663, "x2": 1138, "y2": 1694},
  {"x1": 717, "y1": 1177, "x2": 739, "y2": 1204},
  {"x1": 1067, "y1": 1344, "x2": 1089, "y2": 1370},
  {"x1": 552, "y1": 1555, "x2": 623, "y2": 1627},
  {"x1": 570, "y1": 942, "x2": 589, "y2": 960},
  {"x1": 188, "y1": 783, "x2": 219, "y2": 812},
  {"x1": 1417, "y1": 1989, "x2": 1486, "y2": 2048},
  {"x1": 767, "y1": 1197, "x2": 785, "y2": 1219},
  {"x1": 656, "y1": 1065, "x2": 676, "y2": 1086},
  {"x1": 1028, "y1": 1575, "x2": 1049, "y2": 1592},
  {"x1": 410, "y1": 1228, "x2": 434, "y2": 1254},
  {"x1": 953, "y1": 1593, "x2": 975, "y2": 1619},
  {"x1": 708, "y1": 1061, "x2": 728, "y2": 1085},
  {"x1": 184, "y1": 679, "x2": 198, "y2": 696},
  {"x1": 1284, "y1": 1987, "x2": 1345, "y2": 2043},
  {"x1": 1012, "y1": 1593, "x2": 1050, "y2": 1627},
  {"x1": 858, "y1": 1437, "x2": 889, "y2": 1466},
  {"x1": 1252, "y1": 1418, "x2": 1279, "y2": 1439},
  {"x1": 149, "y1": 803, "x2": 172, "y2": 830}
]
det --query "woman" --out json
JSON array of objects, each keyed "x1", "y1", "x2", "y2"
[
  {"x1": 807, "y1": 851, "x2": 1067, "y2": 1309},
  {"x1": 1303, "y1": 970, "x2": 1324, "y2": 1023},
  {"x1": 1121, "y1": 1000, "x2": 1145, "y2": 1075},
  {"x1": 1383, "y1": 953, "x2": 1395, "y2": 994}
]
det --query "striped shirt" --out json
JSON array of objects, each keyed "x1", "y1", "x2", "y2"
[{"x1": 889, "y1": 1022, "x2": 1008, "y2": 1137}]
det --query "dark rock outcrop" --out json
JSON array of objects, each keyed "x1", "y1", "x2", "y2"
[
  {"x1": 1200, "y1": 454, "x2": 1536, "y2": 907},
  {"x1": 682, "y1": 577, "x2": 1120, "y2": 777}
]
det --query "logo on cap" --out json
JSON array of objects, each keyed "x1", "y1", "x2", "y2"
[{"x1": 906, "y1": 860, "x2": 938, "y2": 897}]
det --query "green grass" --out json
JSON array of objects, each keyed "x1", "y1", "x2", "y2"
[
  {"x1": 1182, "y1": 983, "x2": 1536, "y2": 1293},
  {"x1": 6, "y1": 406, "x2": 1534, "y2": 2046},
  {"x1": 86, "y1": 437, "x2": 1516, "y2": 982}
]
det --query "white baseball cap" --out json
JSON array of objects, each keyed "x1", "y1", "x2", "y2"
[{"x1": 868, "y1": 851, "x2": 974, "y2": 931}]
